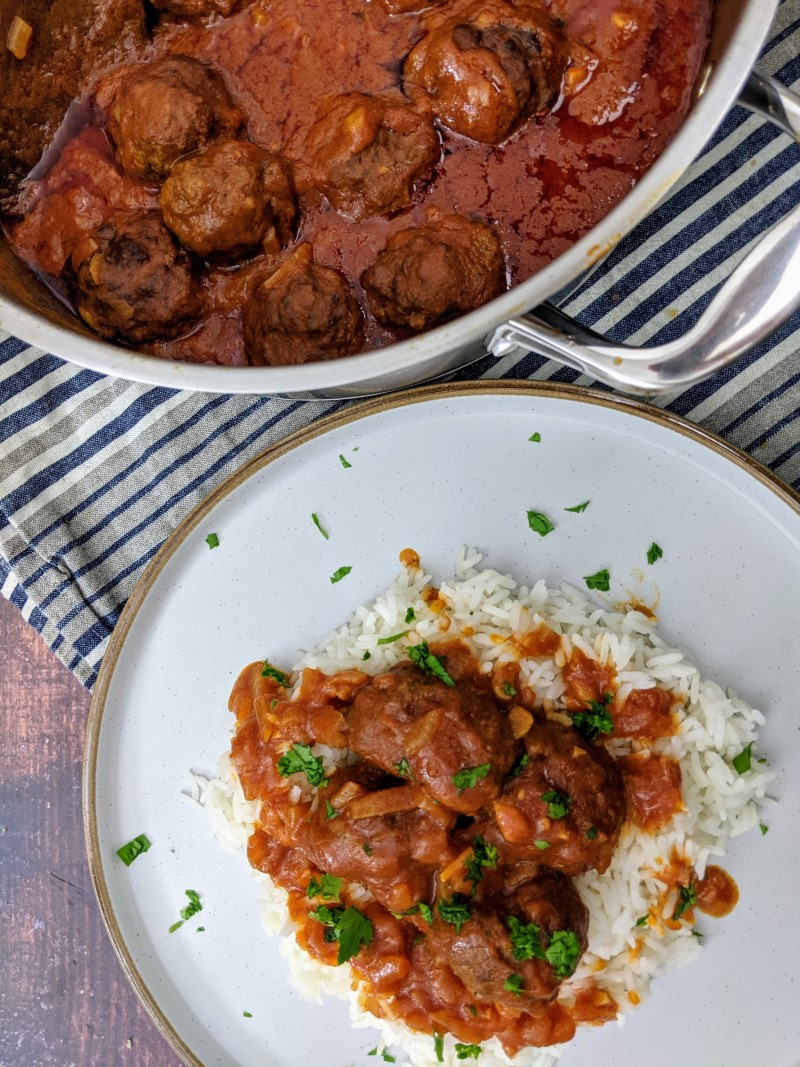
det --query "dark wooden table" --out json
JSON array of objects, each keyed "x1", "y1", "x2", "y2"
[{"x1": 0, "y1": 594, "x2": 182, "y2": 1067}]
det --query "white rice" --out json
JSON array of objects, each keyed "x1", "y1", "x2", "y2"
[{"x1": 194, "y1": 548, "x2": 773, "y2": 1067}]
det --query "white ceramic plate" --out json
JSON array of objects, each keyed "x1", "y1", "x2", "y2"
[{"x1": 84, "y1": 382, "x2": 800, "y2": 1067}]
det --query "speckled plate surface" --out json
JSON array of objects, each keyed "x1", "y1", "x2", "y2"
[{"x1": 84, "y1": 382, "x2": 800, "y2": 1067}]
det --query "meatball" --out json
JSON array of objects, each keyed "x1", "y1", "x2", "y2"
[
  {"x1": 301, "y1": 92, "x2": 440, "y2": 220},
  {"x1": 428, "y1": 869, "x2": 587, "y2": 1008},
  {"x1": 151, "y1": 0, "x2": 241, "y2": 18},
  {"x1": 403, "y1": 0, "x2": 570, "y2": 144},
  {"x1": 107, "y1": 56, "x2": 244, "y2": 184},
  {"x1": 361, "y1": 214, "x2": 505, "y2": 331},
  {"x1": 243, "y1": 244, "x2": 364, "y2": 366},
  {"x1": 297, "y1": 767, "x2": 457, "y2": 913},
  {"x1": 71, "y1": 212, "x2": 203, "y2": 343},
  {"x1": 161, "y1": 141, "x2": 296, "y2": 258},
  {"x1": 492, "y1": 720, "x2": 626, "y2": 875},
  {"x1": 346, "y1": 658, "x2": 515, "y2": 815}
]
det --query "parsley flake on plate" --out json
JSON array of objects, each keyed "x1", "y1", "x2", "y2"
[
  {"x1": 309, "y1": 904, "x2": 374, "y2": 965},
  {"x1": 169, "y1": 889, "x2": 203, "y2": 933},
  {"x1": 452, "y1": 762, "x2": 491, "y2": 796},
  {"x1": 760, "y1": 823, "x2": 769, "y2": 835},
  {"x1": 732, "y1": 742, "x2": 753, "y2": 774},
  {"x1": 635, "y1": 915, "x2": 649, "y2": 927},
  {"x1": 570, "y1": 692, "x2": 614, "y2": 741},
  {"x1": 307, "y1": 873, "x2": 342, "y2": 901},
  {"x1": 583, "y1": 568, "x2": 610, "y2": 592},
  {"x1": 438, "y1": 895, "x2": 472, "y2": 933},
  {"x1": 407, "y1": 641, "x2": 455, "y2": 687},
  {"x1": 465, "y1": 835, "x2": 498, "y2": 893},
  {"x1": 338, "y1": 453, "x2": 352, "y2": 469},
  {"x1": 507, "y1": 752, "x2": 530, "y2": 780},
  {"x1": 261, "y1": 660, "x2": 290, "y2": 687},
  {"x1": 311, "y1": 513, "x2": 329, "y2": 539},
  {"x1": 564, "y1": 501, "x2": 590, "y2": 513},
  {"x1": 242, "y1": 1011, "x2": 252, "y2": 1018},
  {"x1": 434, "y1": 1033, "x2": 445, "y2": 1062},
  {"x1": 205, "y1": 532, "x2": 220, "y2": 549},
  {"x1": 276, "y1": 743, "x2": 327, "y2": 787},
  {"x1": 394, "y1": 757, "x2": 412, "y2": 779},
  {"x1": 377, "y1": 630, "x2": 410, "y2": 645},
  {"x1": 526, "y1": 510, "x2": 555, "y2": 537},
  {"x1": 541, "y1": 789, "x2": 571, "y2": 819},
  {"x1": 647, "y1": 542, "x2": 663, "y2": 565},
  {"x1": 506, "y1": 915, "x2": 545, "y2": 960},
  {"x1": 544, "y1": 929, "x2": 582, "y2": 978},
  {"x1": 529, "y1": 432, "x2": 541, "y2": 442},
  {"x1": 455, "y1": 1042, "x2": 483, "y2": 1059},
  {"x1": 330, "y1": 565, "x2": 352, "y2": 584},
  {"x1": 672, "y1": 883, "x2": 697, "y2": 921},
  {"x1": 404, "y1": 607, "x2": 416, "y2": 624},
  {"x1": 115, "y1": 834, "x2": 151, "y2": 867}
]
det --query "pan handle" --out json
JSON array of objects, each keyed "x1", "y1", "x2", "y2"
[{"x1": 487, "y1": 73, "x2": 800, "y2": 394}]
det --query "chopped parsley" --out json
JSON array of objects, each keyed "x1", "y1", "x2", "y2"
[
  {"x1": 526, "y1": 510, "x2": 555, "y2": 537},
  {"x1": 544, "y1": 930, "x2": 582, "y2": 978},
  {"x1": 169, "y1": 889, "x2": 202, "y2": 933},
  {"x1": 760, "y1": 823, "x2": 769, "y2": 835},
  {"x1": 330, "y1": 565, "x2": 352, "y2": 584},
  {"x1": 586, "y1": 827, "x2": 598, "y2": 840},
  {"x1": 325, "y1": 800, "x2": 339, "y2": 820},
  {"x1": 276, "y1": 743, "x2": 327, "y2": 787},
  {"x1": 529, "y1": 432, "x2": 541, "y2": 442},
  {"x1": 363, "y1": 842, "x2": 373, "y2": 856},
  {"x1": 504, "y1": 974, "x2": 524, "y2": 996},
  {"x1": 732, "y1": 742, "x2": 753, "y2": 774},
  {"x1": 506, "y1": 915, "x2": 545, "y2": 960},
  {"x1": 452, "y1": 762, "x2": 492, "y2": 796},
  {"x1": 541, "y1": 790, "x2": 571, "y2": 819},
  {"x1": 465, "y1": 836, "x2": 498, "y2": 893},
  {"x1": 635, "y1": 915, "x2": 648, "y2": 927},
  {"x1": 338, "y1": 453, "x2": 352, "y2": 469},
  {"x1": 407, "y1": 641, "x2": 455, "y2": 686},
  {"x1": 205, "y1": 532, "x2": 220, "y2": 549},
  {"x1": 438, "y1": 895, "x2": 472, "y2": 933},
  {"x1": 367, "y1": 1050, "x2": 396, "y2": 1063},
  {"x1": 418, "y1": 902, "x2": 433, "y2": 925},
  {"x1": 311, "y1": 513, "x2": 329, "y2": 539},
  {"x1": 362, "y1": 651, "x2": 371, "y2": 660},
  {"x1": 434, "y1": 1033, "x2": 445, "y2": 1062},
  {"x1": 309, "y1": 904, "x2": 374, "y2": 965},
  {"x1": 377, "y1": 630, "x2": 410, "y2": 645},
  {"x1": 502, "y1": 681, "x2": 517, "y2": 697},
  {"x1": 115, "y1": 834, "x2": 151, "y2": 867},
  {"x1": 570, "y1": 691, "x2": 614, "y2": 741},
  {"x1": 196, "y1": 927, "x2": 205, "y2": 932},
  {"x1": 534, "y1": 840, "x2": 550, "y2": 850},
  {"x1": 468, "y1": 1004, "x2": 478, "y2": 1017},
  {"x1": 394, "y1": 757, "x2": 412, "y2": 779},
  {"x1": 584, "y1": 568, "x2": 610, "y2": 592},
  {"x1": 455, "y1": 1043, "x2": 483, "y2": 1059},
  {"x1": 507, "y1": 752, "x2": 530, "y2": 780},
  {"x1": 672, "y1": 883, "x2": 697, "y2": 921},
  {"x1": 261, "y1": 660, "x2": 290, "y2": 687},
  {"x1": 242, "y1": 1011, "x2": 252, "y2": 1018},
  {"x1": 404, "y1": 607, "x2": 416, "y2": 624},
  {"x1": 307, "y1": 873, "x2": 342, "y2": 902},
  {"x1": 647, "y1": 542, "x2": 663, "y2": 565},
  {"x1": 564, "y1": 501, "x2": 590, "y2": 513}
]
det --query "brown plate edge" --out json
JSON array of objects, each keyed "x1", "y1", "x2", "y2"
[{"x1": 81, "y1": 378, "x2": 800, "y2": 1067}]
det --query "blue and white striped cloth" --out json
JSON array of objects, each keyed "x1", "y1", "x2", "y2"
[{"x1": 2, "y1": 1, "x2": 799, "y2": 689}]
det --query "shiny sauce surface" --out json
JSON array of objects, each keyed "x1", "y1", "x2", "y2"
[{"x1": 9, "y1": 0, "x2": 711, "y2": 365}]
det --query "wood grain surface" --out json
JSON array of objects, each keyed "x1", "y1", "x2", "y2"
[{"x1": 0, "y1": 595, "x2": 182, "y2": 1067}]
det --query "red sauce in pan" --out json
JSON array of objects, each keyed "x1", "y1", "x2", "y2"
[{"x1": 8, "y1": 0, "x2": 711, "y2": 365}]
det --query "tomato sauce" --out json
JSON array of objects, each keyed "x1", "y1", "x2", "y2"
[{"x1": 7, "y1": 0, "x2": 712, "y2": 364}]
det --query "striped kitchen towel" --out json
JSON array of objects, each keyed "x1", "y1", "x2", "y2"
[{"x1": 1, "y1": 1, "x2": 799, "y2": 689}]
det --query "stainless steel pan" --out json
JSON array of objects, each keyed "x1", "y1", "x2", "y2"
[{"x1": 1, "y1": 0, "x2": 798, "y2": 396}]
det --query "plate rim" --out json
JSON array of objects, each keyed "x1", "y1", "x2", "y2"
[{"x1": 81, "y1": 379, "x2": 800, "y2": 1067}]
